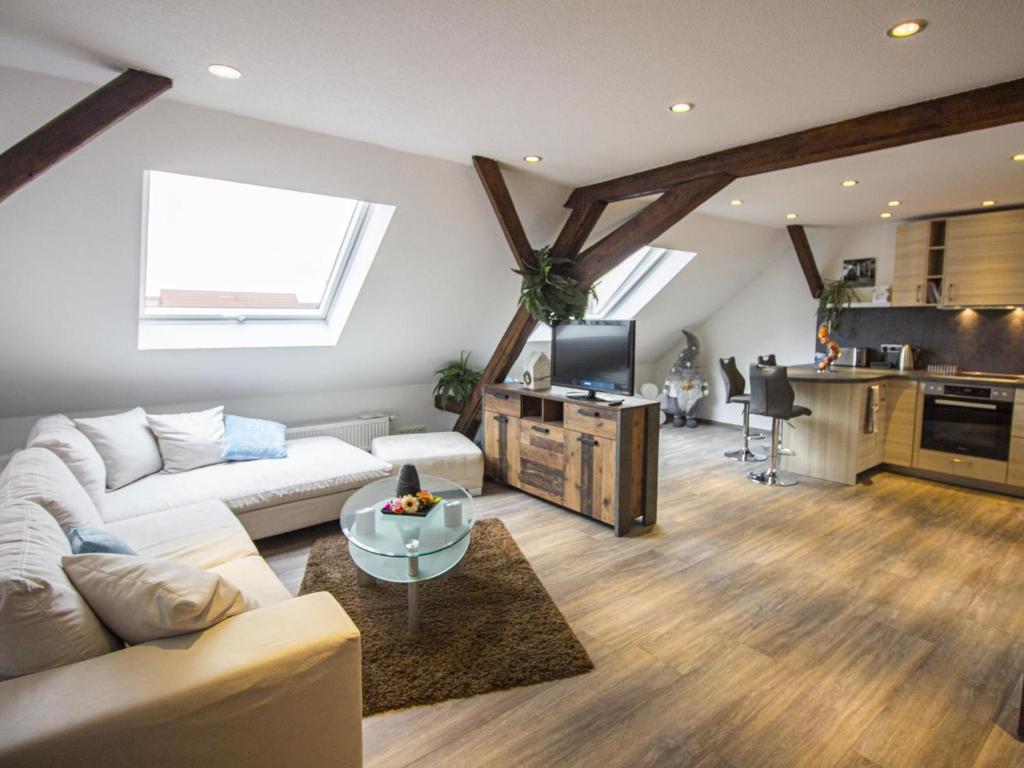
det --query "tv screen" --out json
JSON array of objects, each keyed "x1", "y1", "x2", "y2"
[{"x1": 551, "y1": 320, "x2": 635, "y2": 397}]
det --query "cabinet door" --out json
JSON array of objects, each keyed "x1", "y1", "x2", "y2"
[
  {"x1": 883, "y1": 379, "x2": 919, "y2": 467},
  {"x1": 892, "y1": 221, "x2": 930, "y2": 306},
  {"x1": 945, "y1": 210, "x2": 1024, "y2": 306},
  {"x1": 564, "y1": 430, "x2": 617, "y2": 525},
  {"x1": 517, "y1": 422, "x2": 565, "y2": 505},
  {"x1": 1008, "y1": 439, "x2": 1024, "y2": 488},
  {"x1": 482, "y1": 409, "x2": 520, "y2": 485}
]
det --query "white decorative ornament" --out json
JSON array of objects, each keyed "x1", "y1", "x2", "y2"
[{"x1": 522, "y1": 351, "x2": 551, "y2": 390}]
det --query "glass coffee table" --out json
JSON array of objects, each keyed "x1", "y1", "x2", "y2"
[{"x1": 339, "y1": 474, "x2": 475, "y2": 633}]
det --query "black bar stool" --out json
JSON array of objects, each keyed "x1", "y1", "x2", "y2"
[
  {"x1": 746, "y1": 364, "x2": 811, "y2": 486},
  {"x1": 757, "y1": 353, "x2": 794, "y2": 456},
  {"x1": 718, "y1": 357, "x2": 766, "y2": 462}
]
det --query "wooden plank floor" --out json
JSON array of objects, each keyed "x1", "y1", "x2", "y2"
[{"x1": 260, "y1": 424, "x2": 1024, "y2": 768}]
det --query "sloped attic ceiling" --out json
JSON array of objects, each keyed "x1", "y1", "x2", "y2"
[{"x1": 0, "y1": 66, "x2": 785, "y2": 423}]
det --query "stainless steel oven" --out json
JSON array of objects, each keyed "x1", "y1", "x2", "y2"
[{"x1": 920, "y1": 383, "x2": 1014, "y2": 461}]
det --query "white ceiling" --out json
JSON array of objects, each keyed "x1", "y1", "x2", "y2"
[{"x1": 1, "y1": 0, "x2": 1023, "y2": 227}]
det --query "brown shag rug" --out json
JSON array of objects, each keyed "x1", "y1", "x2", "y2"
[{"x1": 299, "y1": 518, "x2": 593, "y2": 715}]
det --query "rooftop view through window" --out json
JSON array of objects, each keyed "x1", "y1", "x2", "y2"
[{"x1": 143, "y1": 171, "x2": 364, "y2": 318}]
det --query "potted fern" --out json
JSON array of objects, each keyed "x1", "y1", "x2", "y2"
[
  {"x1": 514, "y1": 246, "x2": 596, "y2": 324},
  {"x1": 433, "y1": 352, "x2": 482, "y2": 414}
]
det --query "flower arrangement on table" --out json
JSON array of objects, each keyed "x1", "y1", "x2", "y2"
[{"x1": 382, "y1": 490, "x2": 442, "y2": 517}]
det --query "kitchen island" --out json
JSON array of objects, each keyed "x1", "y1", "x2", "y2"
[{"x1": 780, "y1": 365, "x2": 1024, "y2": 493}]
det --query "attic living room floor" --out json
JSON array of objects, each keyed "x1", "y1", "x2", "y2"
[{"x1": 260, "y1": 424, "x2": 1024, "y2": 768}]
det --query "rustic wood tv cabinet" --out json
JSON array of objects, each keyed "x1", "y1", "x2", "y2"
[{"x1": 481, "y1": 383, "x2": 659, "y2": 535}]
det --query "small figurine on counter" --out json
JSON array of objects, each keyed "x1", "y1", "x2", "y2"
[{"x1": 817, "y1": 324, "x2": 841, "y2": 372}]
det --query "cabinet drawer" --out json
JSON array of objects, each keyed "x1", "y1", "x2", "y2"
[
  {"x1": 564, "y1": 404, "x2": 618, "y2": 440},
  {"x1": 915, "y1": 448, "x2": 1008, "y2": 484},
  {"x1": 484, "y1": 390, "x2": 521, "y2": 417},
  {"x1": 517, "y1": 422, "x2": 566, "y2": 504},
  {"x1": 1008, "y1": 438, "x2": 1024, "y2": 488}
]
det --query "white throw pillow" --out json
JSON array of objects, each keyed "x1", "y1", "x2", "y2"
[
  {"x1": 75, "y1": 408, "x2": 163, "y2": 490},
  {"x1": 0, "y1": 500, "x2": 121, "y2": 680},
  {"x1": 27, "y1": 415, "x2": 108, "y2": 508},
  {"x1": 0, "y1": 448, "x2": 103, "y2": 532},
  {"x1": 146, "y1": 406, "x2": 227, "y2": 473},
  {"x1": 62, "y1": 553, "x2": 258, "y2": 645}
]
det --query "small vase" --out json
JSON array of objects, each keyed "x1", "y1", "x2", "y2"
[{"x1": 396, "y1": 464, "x2": 421, "y2": 497}]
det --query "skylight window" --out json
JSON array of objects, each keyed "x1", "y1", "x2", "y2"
[
  {"x1": 528, "y1": 246, "x2": 695, "y2": 341},
  {"x1": 139, "y1": 171, "x2": 394, "y2": 349}
]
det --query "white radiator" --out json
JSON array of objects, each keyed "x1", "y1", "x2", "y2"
[{"x1": 285, "y1": 415, "x2": 392, "y2": 451}]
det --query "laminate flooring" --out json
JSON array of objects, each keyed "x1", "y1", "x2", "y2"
[{"x1": 260, "y1": 423, "x2": 1024, "y2": 768}]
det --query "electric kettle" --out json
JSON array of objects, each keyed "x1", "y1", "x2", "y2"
[{"x1": 897, "y1": 344, "x2": 920, "y2": 371}]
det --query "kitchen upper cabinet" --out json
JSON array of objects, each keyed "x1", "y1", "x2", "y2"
[
  {"x1": 944, "y1": 209, "x2": 1024, "y2": 307},
  {"x1": 892, "y1": 221, "x2": 930, "y2": 306}
]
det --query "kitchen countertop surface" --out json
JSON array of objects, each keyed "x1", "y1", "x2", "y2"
[{"x1": 786, "y1": 364, "x2": 1024, "y2": 388}]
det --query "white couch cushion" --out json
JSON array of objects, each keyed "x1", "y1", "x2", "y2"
[
  {"x1": 0, "y1": 448, "x2": 104, "y2": 532},
  {"x1": 105, "y1": 500, "x2": 257, "y2": 570},
  {"x1": 63, "y1": 553, "x2": 258, "y2": 645},
  {"x1": 75, "y1": 407, "x2": 164, "y2": 490},
  {"x1": 102, "y1": 437, "x2": 393, "y2": 522},
  {"x1": 209, "y1": 555, "x2": 293, "y2": 606},
  {"x1": 0, "y1": 500, "x2": 121, "y2": 680},
  {"x1": 26, "y1": 415, "x2": 107, "y2": 508},
  {"x1": 371, "y1": 432, "x2": 484, "y2": 494},
  {"x1": 147, "y1": 406, "x2": 227, "y2": 473}
]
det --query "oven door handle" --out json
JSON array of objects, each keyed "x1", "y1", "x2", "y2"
[{"x1": 933, "y1": 398, "x2": 998, "y2": 411}]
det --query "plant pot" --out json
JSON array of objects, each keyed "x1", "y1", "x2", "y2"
[{"x1": 434, "y1": 395, "x2": 465, "y2": 415}]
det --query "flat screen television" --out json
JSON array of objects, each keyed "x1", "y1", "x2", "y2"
[{"x1": 551, "y1": 320, "x2": 636, "y2": 402}]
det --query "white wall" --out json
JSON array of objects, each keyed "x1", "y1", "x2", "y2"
[
  {"x1": 0, "y1": 66, "x2": 574, "y2": 451},
  {"x1": 691, "y1": 222, "x2": 897, "y2": 429}
]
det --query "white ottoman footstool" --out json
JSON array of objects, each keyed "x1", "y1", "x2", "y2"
[{"x1": 371, "y1": 432, "x2": 484, "y2": 496}]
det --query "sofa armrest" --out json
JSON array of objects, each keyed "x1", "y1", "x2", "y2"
[{"x1": 0, "y1": 593, "x2": 362, "y2": 768}]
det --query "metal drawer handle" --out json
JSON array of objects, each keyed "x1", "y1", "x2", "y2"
[
  {"x1": 950, "y1": 457, "x2": 972, "y2": 465},
  {"x1": 579, "y1": 409, "x2": 601, "y2": 419},
  {"x1": 494, "y1": 414, "x2": 509, "y2": 424},
  {"x1": 531, "y1": 426, "x2": 550, "y2": 434},
  {"x1": 578, "y1": 435, "x2": 598, "y2": 446},
  {"x1": 493, "y1": 393, "x2": 510, "y2": 400}
]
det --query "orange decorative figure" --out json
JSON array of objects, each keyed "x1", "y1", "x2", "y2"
[{"x1": 817, "y1": 324, "x2": 841, "y2": 372}]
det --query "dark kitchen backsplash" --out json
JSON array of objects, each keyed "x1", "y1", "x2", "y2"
[{"x1": 817, "y1": 306, "x2": 1024, "y2": 373}]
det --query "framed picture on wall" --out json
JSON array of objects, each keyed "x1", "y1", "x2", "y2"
[{"x1": 841, "y1": 257, "x2": 876, "y2": 287}]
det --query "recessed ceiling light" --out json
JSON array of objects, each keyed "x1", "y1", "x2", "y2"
[
  {"x1": 841, "y1": 179, "x2": 858, "y2": 188},
  {"x1": 981, "y1": 200, "x2": 997, "y2": 207},
  {"x1": 786, "y1": 213, "x2": 798, "y2": 220},
  {"x1": 888, "y1": 200, "x2": 901, "y2": 207},
  {"x1": 522, "y1": 155, "x2": 543, "y2": 164},
  {"x1": 208, "y1": 64, "x2": 241, "y2": 79},
  {"x1": 730, "y1": 199, "x2": 743, "y2": 207},
  {"x1": 668, "y1": 102, "x2": 694, "y2": 114},
  {"x1": 880, "y1": 212, "x2": 893, "y2": 219},
  {"x1": 1013, "y1": 153, "x2": 1024, "y2": 162},
  {"x1": 887, "y1": 19, "x2": 926, "y2": 38}
]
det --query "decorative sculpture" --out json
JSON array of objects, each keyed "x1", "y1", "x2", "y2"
[
  {"x1": 817, "y1": 324, "x2": 841, "y2": 372},
  {"x1": 661, "y1": 329, "x2": 708, "y2": 427}
]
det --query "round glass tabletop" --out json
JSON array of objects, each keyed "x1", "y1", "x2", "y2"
[{"x1": 339, "y1": 474, "x2": 475, "y2": 558}]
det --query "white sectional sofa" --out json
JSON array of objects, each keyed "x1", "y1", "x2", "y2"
[
  {"x1": 103, "y1": 435, "x2": 395, "y2": 539},
  {"x1": 0, "y1": 413, "x2": 395, "y2": 767}
]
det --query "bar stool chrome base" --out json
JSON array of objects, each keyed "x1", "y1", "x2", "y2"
[
  {"x1": 726, "y1": 447, "x2": 767, "y2": 462},
  {"x1": 747, "y1": 468, "x2": 798, "y2": 486}
]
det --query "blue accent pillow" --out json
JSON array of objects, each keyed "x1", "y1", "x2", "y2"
[
  {"x1": 222, "y1": 415, "x2": 288, "y2": 461},
  {"x1": 68, "y1": 527, "x2": 137, "y2": 555}
]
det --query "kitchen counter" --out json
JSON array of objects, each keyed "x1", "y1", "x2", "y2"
[
  {"x1": 775, "y1": 366, "x2": 1024, "y2": 493},
  {"x1": 786, "y1": 364, "x2": 1023, "y2": 388}
]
